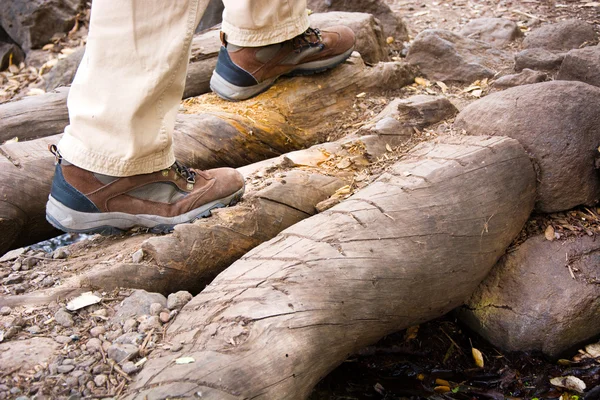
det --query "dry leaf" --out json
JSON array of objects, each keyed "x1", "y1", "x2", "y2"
[
  {"x1": 414, "y1": 77, "x2": 429, "y2": 87},
  {"x1": 42, "y1": 43, "x2": 55, "y2": 51},
  {"x1": 472, "y1": 347, "x2": 484, "y2": 368},
  {"x1": 356, "y1": 92, "x2": 366, "y2": 98},
  {"x1": 404, "y1": 325, "x2": 419, "y2": 341},
  {"x1": 436, "y1": 81, "x2": 448, "y2": 93},
  {"x1": 434, "y1": 386, "x2": 451, "y2": 393},
  {"x1": 175, "y1": 357, "x2": 195, "y2": 364},
  {"x1": 385, "y1": 143, "x2": 393, "y2": 152},
  {"x1": 550, "y1": 376, "x2": 586, "y2": 393},
  {"x1": 386, "y1": 36, "x2": 394, "y2": 44},
  {"x1": 544, "y1": 225, "x2": 555, "y2": 241},
  {"x1": 585, "y1": 342, "x2": 600, "y2": 358},
  {"x1": 66, "y1": 291, "x2": 102, "y2": 311}
]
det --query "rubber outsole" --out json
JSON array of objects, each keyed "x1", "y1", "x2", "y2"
[
  {"x1": 45, "y1": 187, "x2": 245, "y2": 235},
  {"x1": 210, "y1": 47, "x2": 355, "y2": 102}
]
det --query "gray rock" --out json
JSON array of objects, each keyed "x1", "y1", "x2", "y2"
[
  {"x1": 307, "y1": 0, "x2": 409, "y2": 42},
  {"x1": 42, "y1": 46, "x2": 84, "y2": 91},
  {"x1": 11, "y1": 262, "x2": 21, "y2": 272},
  {"x1": 371, "y1": 95, "x2": 458, "y2": 133},
  {"x1": 24, "y1": 257, "x2": 37, "y2": 269},
  {"x1": 459, "y1": 18, "x2": 522, "y2": 47},
  {"x1": 123, "y1": 318, "x2": 138, "y2": 333},
  {"x1": 455, "y1": 80, "x2": 600, "y2": 213},
  {"x1": 407, "y1": 29, "x2": 512, "y2": 83},
  {"x1": 26, "y1": 325, "x2": 41, "y2": 334},
  {"x1": 523, "y1": 19, "x2": 597, "y2": 52},
  {"x1": 57, "y1": 365, "x2": 74, "y2": 374},
  {"x1": 121, "y1": 361, "x2": 139, "y2": 375},
  {"x1": 515, "y1": 48, "x2": 565, "y2": 71},
  {"x1": 493, "y1": 69, "x2": 547, "y2": 88},
  {"x1": 52, "y1": 248, "x2": 70, "y2": 259},
  {"x1": 0, "y1": 306, "x2": 10, "y2": 316},
  {"x1": 76, "y1": 371, "x2": 91, "y2": 386},
  {"x1": 54, "y1": 335, "x2": 71, "y2": 344},
  {"x1": 131, "y1": 249, "x2": 144, "y2": 263},
  {"x1": 92, "y1": 364, "x2": 110, "y2": 375},
  {"x1": 115, "y1": 332, "x2": 145, "y2": 346},
  {"x1": 170, "y1": 342, "x2": 183, "y2": 352},
  {"x1": 195, "y1": 0, "x2": 224, "y2": 32},
  {"x1": 138, "y1": 316, "x2": 162, "y2": 333},
  {"x1": 459, "y1": 235, "x2": 600, "y2": 358},
  {"x1": 93, "y1": 374, "x2": 107, "y2": 387},
  {"x1": 149, "y1": 303, "x2": 163, "y2": 316},
  {"x1": 309, "y1": 12, "x2": 389, "y2": 64},
  {"x1": 558, "y1": 45, "x2": 600, "y2": 89},
  {"x1": 0, "y1": 247, "x2": 25, "y2": 263},
  {"x1": 4, "y1": 273, "x2": 23, "y2": 284},
  {"x1": 112, "y1": 290, "x2": 167, "y2": 323},
  {"x1": 167, "y1": 291, "x2": 193, "y2": 310},
  {"x1": 89, "y1": 326, "x2": 105, "y2": 338},
  {"x1": 159, "y1": 311, "x2": 171, "y2": 324},
  {"x1": 40, "y1": 276, "x2": 55, "y2": 287},
  {"x1": 9, "y1": 387, "x2": 21, "y2": 395},
  {"x1": 107, "y1": 343, "x2": 139, "y2": 363},
  {"x1": 54, "y1": 309, "x2": 74, "y2": 327},
  {"x1": 48, "y1": 363, "x2": 59, "y2": 375},
  {"x1": 64, "y1": 376, "x2": 78, "y2": 388},
  {"x1": 0, "y1": 338, "x2": 59, "y2": 372},
  {"x1": 12, "y1": 284, "x2": 27, "y2": 294},
  {"x1": 0, "y1": 0, "x2": 85, "y2": 52}
]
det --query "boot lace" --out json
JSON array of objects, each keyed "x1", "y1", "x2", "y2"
[
  {"x1": 173, "y1": 161, "x2": 196, "y2": 183},
  {"x1": 292, "y1": 28, "x2": 324, "y2": 53}
]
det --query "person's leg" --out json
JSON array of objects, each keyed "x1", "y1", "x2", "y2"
[
  {"x1": 47, "y1": 0, "x2": 244, "y2": 234},
  {"x1": 210, "y1": 0, "x2": 355, "y2": 101}
]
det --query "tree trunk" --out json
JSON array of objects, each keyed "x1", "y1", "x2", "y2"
[
  {"x1": 0, "y1": 55, "x2": 416, "y2": 254},
  {"x1": 127, "y1": 135, "x2": 536, "y2": 400}
]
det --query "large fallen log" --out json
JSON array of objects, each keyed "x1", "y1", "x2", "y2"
[
  {"x1": 127, "y1": 135, "x2": 536, "y2": 399},
  {"x1": 0, "y1": 53, "x2": 416, "y2": 254}
]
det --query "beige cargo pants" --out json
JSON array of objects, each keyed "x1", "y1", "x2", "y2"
[{"x1": 58, "y1": 0, "x2": 309, "y2": 176}]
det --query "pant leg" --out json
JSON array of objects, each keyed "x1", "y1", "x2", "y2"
[
  {"x1": 221, "y1": 0, "x2": 309, "y2": 47},
  {"x1": 58, "y1": 0, "x2": 210, "y2": 177}
]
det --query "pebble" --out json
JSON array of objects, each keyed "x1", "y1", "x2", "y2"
[
  {"x1": 76, "y1": 372, "x2": 92, "y2": 386},
  {"x1": 9, "y1": 387, "x2": 21, "y2": 395},
  {"x1": 25, "y1": 257, "x2": 38, "y2": 269},
  {"x1": 26, "y1": 325, "x2": 41, "y2": 334},
  {"x1": 138, "y1": 316, "x2": 162, "y2": 333},
  {"x1": 48, "y1": 363, "x2": 59, "y2": 375},
  {"x1": 55, "y1": 309, "x2": 74, "y2": 327},
  {"x1": 57, "y1": 365, "x2": 74, "y2": 373},
  {"x1": 131, "y1": 249, "x2": 144, "y2": 263},
  {"x1": 0, "y1": 306, "x2": 11, "y2": 316},
  {"x1": 107, "y1": 343, "x2": 139, "y2": 363},
  {"x1": 123, "y1": 318, "x2": 138, "y2": 333},
  {"x1": 170, "y1": 342, "x2": 183, "y2": 352},
  {"x1": 86, "y1": 338, "x2": 102, "y2": 352},
  {"x1": 149, "y1": 303, "x2": 163, "y2": 316},
  {"x1": 94, "y1": 374, "x2": 107, "y2": 387},
  {"x1": 11, "y1": 262, "x2": 21, "y2": 272},
  {"x1": 121, "y1": 361, "x2": 139, "y2": 375},
  {"x1": 65, "y1": 376, "x2": 78, "y2": 388},
  {"x1": 52, "y1": 248, "x2": 70, "y2": 259},
  {"x1": 62, "y1": 358, "x2": 74, "y2": 365},
  {"x1": 40, "y1": 276, "x2": 55, "y2": 287},
  {"x1": 13, "y1": 284, "x2": 27, "y2": 294},
  {"x1": 0, "y1": 385, "x2": 7, "y2": 391},
  {"x1": 167, "y1": 291, "x2": 193, "y2": 310},
  {"x1": 89, "y1": 326, "x2": 106, "y2": 337},
  {"x1": 159, "y1": 311, "x2": 171, "y2": 324},
  {"x1": 15, "y1": 396, "x2": 29, "y2": 400},
  {"x1": 78, "y1": 356, "x2": 98, "y2": 368},
  {"x1": 92, "y1": 364, "x2": 110, "y2": 375},
  {"x1": 54, "y1": 335, "x2": 71, "y2": 344},
  {"x1": 4, "y1": 326, "x2": 19, "y2": 340},
  {"x1": 4, "y1": 273, "x2": 23, "y2": 284}
]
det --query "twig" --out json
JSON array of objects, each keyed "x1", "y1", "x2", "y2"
[
  {"x1": 511, "y1": 9, "x2": 547, "y2": 21},
  {"x1": 440, "y1": 328, "x2": 464, "y2": 355},
  {"x1": 108, "y1": 359, "x2": 132, "y2": 382}
]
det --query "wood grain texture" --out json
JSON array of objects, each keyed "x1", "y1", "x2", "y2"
[{"x1": 127, "y1": 136, "x2": 536, "y2": 400}]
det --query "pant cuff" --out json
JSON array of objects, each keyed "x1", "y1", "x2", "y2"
[
  {"x1": 57, "y1": 133, "x2": 176, "y2": 177},
  {"x1": 222, "y1": 12, "x2": 310, "y2": 47}
]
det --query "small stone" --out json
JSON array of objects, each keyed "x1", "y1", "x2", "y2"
[
  {"x1": 149, "y1": 303, "x2": 163, "y2": 316},
  {"x1": 92, "y1": 364, "x2": 110, "y2": 375},
  {"x1": 167, "y1": 291, "x2": 193, "y2": 310},
  {"x1": 121, "y1": 361, "x2": 139, "y2": 375},
  {"x1": 48, "y1": 363, "x2": 59, "y2": 375},
  {"x1": 0, "y1": 306, "x2": 11, "y2": 316},
  {"x1": 52, "y1": 248, "x2": 70, "y2": 259},
  {"x1": 123, "y1": 318, "x2": 138, "y2": 333},
  {"x1": 131, "y1": 249, "x2": 144, "y2": 263},
  {"x1": 76, "y1": 372, "x2": 92, "y2": 386},
  {"x1": 57, "y1": 365, "x2": 74, "y2": 373},
  {"x1": 65, "y1": 376, "x2": 78, "y2": 388},
  {"x1": 4, "y1": 326, "x2": 18, "y2": 340},
  {"x1": 11, "y1": 262, "x2": 21, "y2": 272},
  {"x1": 138, "y1": 316, "x2": 162, "y2": 333},
  {"x1": 89, "y1": 326, "x2": 105, "y2": 338},
  {"x1": 25, "y1": 257, "x2": 38, "y2": 269},
  {"x1": 26, "y1": 325, "x2": 41, "y2": 335},
  {"x1": 115, "y1": 332, "x2": 144, "y2": 345},
  {"x1": 13, "y1": 284, "x2": 27, "y2": 294},
  {"x1": 9, "y1": 387, "x2": 21, "y2": 395},
  {"x1": 78, "y1": 356, "x2": 98, "y2": 368},
  {"x1": 107, "y1": 343, "x2": 139, "y2": 363},
  {"x1": 102, "y1": 341, "x2": 112, "y2": 352},
  {"x1": 159, "y1": 311, "x2": 171, "y2": 324},
  {"x1": 62, "y1": 358, "x2": 74, "y2": 365},
  {"x1": 40, "y1": 276, "x2": 55, "y2": 287},
  {"x1": 170, "y1": 342, "x2": 183, "y2": 352},
  {"x1": 4, "y1": 273, "x2": 23, "y2": 284},
  {"x1": 94, "y1": 374, "x2": 107, "y2": 387},
  {"x1": 55, "y1": 309, "x2": 74, "y2": 327},
  {"x1": 54, "y1": 335, "x2": 71, "y2": 344}
]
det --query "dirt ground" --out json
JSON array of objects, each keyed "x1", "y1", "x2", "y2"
[{"x1": 1, "y1": 0, "x2": 600, "y2": 399}]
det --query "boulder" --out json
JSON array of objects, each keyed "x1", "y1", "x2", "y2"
[
  {"x1": 41, "y1": 46, "x2": 84, "y2": 91},
  {"x1": 514, "y1": 48, "x2": 565, "y2": 71},
  {"x1": 459, "y1": 18, "x2": 522, "y2": 47},
  {"x1": 557, "y1": 45, "x2": 600, "y2": 89},
  {"x1": 309, "y1": 12, "x2": 389, "y2": 64},
  {"x1": 455, "y1": 80, "x2": 600, "y2": 213},
  {"x1": 111, "y1": 290, "x2": 167, "y2": 323},
  {"x1": 0, "y1": 337, "x2": 59, "y2": 372},
  {"x1": 523, "y1": 19, "x2": 597, "y2": 52},
  {"x1": 406, "y1": 29, "x2": 512, "y2": 83},
  {"x1": 493, "y1": 68, "x2": 547, "y2": 88},
  {"x1": 195, "y1": 0, "x2": 224, "y2": 32},
  {"x1": 458, "y1": 235, "x2": 600, "y2": 358},
  {"x1": 307, "y1": 0, "x2": 409, "y2": 42},
  {"x1": 0, "y1": 0, "x2": 85, "y2": 52}
]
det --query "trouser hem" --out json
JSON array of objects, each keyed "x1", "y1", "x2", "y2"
[{"x1": 222, "y1": 12, "x2": 310, "y2": 47}]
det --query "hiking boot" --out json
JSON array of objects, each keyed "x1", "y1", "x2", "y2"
[
  {"x1": 210, "y1": 26, "x2": 355, "y2": 101},
  {"x1": 45, "y1": 147, "x2": 245, "y2": 234}
]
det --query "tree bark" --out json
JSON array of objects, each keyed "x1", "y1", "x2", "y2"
[
  {"x1": 0, "y1": 54, "x2": 416, "y2": 254},
  {"x1": 127, "y1": 135, "x2": 536, "y2": 400}
]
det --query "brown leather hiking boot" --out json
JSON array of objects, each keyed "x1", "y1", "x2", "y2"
[
  {"x1": 46, "y1": 149, "x2": 245, "y2": 234},
  {"x1": 210, "y1": 26, "x2": 355, "y2": 101}
]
